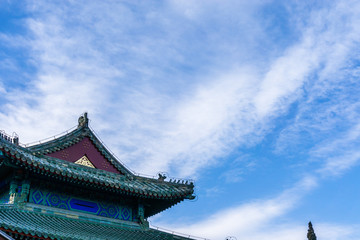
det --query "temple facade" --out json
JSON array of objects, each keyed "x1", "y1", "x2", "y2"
[{"x1": 0, "y1": 113, "x2": 196, "y2": 240}]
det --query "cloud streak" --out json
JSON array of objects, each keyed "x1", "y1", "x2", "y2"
[
  {"x1": 157, "y1": 175, "x2": 317, "y2": 239},
  {"x1": 1, "y1": 0, "x2": 360, "y2": 178},
  {"x1": 1, "y1": 1, "x2": 360, "y2": 239}
]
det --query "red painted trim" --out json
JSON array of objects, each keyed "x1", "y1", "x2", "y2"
[{"x1": 46, "y1": 137, "x2": 122, "y2": 174}]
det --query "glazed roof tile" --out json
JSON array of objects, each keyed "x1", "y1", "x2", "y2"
[
  {"x1": 0, "y1": 205, "x2": 194, "y2": 240},
  {"x1": 0, "y1": 137, "x2": 194, "y2": 200}
]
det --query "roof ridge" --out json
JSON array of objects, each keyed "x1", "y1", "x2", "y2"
[
  {"x1": 21, "y1": 125, "x2": 78, "y2": 148},
  {"x1": 26, "y1": 123, "x2": 132, "y2": 175}
]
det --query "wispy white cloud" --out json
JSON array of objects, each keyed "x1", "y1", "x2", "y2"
[
  {"x1": 165, "y1": 110, "x2": 360, "y2": 239},
  {"x1": 157, "y1": 124, "x2": 360, "y2": 238},
  {"x1": 0, "y1": 0, "x2": 269, "y2": 177},
  {"x1": 1, "y1": 0, "x2": 360, "y2": 240},
  {"x1": 213, "y1": 223, "x2": 360, "y2": 240},
  {"x1": 313, "y1": 122, "x2": 360, "y2": 177},
  {"x1": 158, "y1": 175, "x2": 317, "y2": 239},
  {"x1": 0, "y1": 81, "x2": 5, "y2": 94},
  {"x1": 1, "y1": 0, "x2": 360, "y2": 180},
  {"x1": 156, "y1": 2, "x2": 360, "y2": 238},
  {"x1": 316, "y1": 223, "x2": 360, "y2": 240},
  {"x1": 171, "y1": 117, "x2": 360, "y2": 239},
  {"x1": 0, "y1": 58, "x2": 18, "y2": 71}
]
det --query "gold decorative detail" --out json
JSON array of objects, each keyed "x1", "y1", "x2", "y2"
[
  {"x1": 82, "y1": 140, "x2": 91, "y2": 149},
  {"x1": 61, "y1": 149, "x2": 70, "y2": 160},
  {"x1": 74, "y1": 155, "x2": 95, "y2": 168}
]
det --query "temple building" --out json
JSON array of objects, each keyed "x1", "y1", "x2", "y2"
[{"x1": 0, "y1": 113, "x2": 197, "y2": 240}]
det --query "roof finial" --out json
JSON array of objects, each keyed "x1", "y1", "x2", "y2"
[
  {"x1": 307, "y1": 221, "x2": 317, "y2": 240},
  {"x1": 158, "y1": 173, "x2": 167, "y2": 181},
  {"x1": 78, "y1": 112, "x2": 89, "y2": 128}
]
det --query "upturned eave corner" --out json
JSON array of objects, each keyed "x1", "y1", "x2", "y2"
[{"x1": 187, "y1": 193, "x2": 196, "y2": 200}]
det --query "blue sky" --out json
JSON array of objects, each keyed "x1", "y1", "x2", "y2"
[{"x1": 1, "y1": 0, "x2": 360, "y2": 239}]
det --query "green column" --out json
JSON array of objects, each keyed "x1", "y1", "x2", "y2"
[
  {"x1": 19, "y1": 180, "x2": 31, "y2": 204},
  {"x1": 138, "y1": 203, "x2": 144, "y2": 219},
  {"x1": 8, "y1": 180, "x2": 18, "y2": 204},
  {"x1": 8, "y1": 169, "x2": 25, "y2": 204},
  {"x1": 138, "y1": 203, "x2": 149, "y2": 228}
]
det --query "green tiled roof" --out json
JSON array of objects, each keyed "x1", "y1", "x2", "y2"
[
  {"x1": 0, "y1": 137, "x2": 195, "y2": 201},
  {"x1": 0, "y1": 230, "x2": 14, "y2": 240},
  {"x1": 0, "y1": 205, "x2": 194, "y2": 240}
]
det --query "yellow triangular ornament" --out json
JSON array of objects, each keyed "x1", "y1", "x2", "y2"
[{"x1": 74, "y1": 155, "x2": 95, "y2": 168}]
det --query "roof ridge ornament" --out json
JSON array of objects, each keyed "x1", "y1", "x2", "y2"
[
  {"x1": 0, "y1": 130, "x2": 19, "y2": 145},
  {"x1": 158, "y1": 172, "x2": 167, "y2": 181},
  {"x1": 78, "y1": 112, "x2": 89, "y2": 128}
]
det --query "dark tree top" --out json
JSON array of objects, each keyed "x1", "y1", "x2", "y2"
[{"x1": 307, "y1": 221, "x2": 317, "y2": 240}]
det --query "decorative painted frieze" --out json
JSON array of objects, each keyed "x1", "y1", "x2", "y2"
[{"x1": 29, "y1": 188, "x2": 133, "y2": 221}]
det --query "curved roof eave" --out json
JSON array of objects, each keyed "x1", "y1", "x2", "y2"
[{"x1": 0, "y1": 138, "x2": 195, "y2": 201}]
